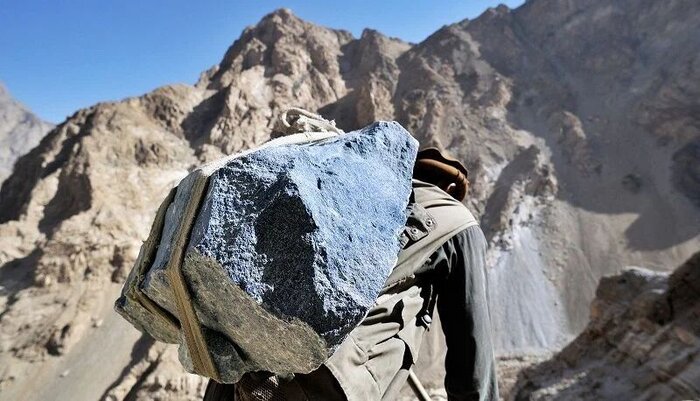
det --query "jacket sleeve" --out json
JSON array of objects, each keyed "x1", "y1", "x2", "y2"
[{"x1": 436, "y1": 226, "x2": 499, "y2": 401}]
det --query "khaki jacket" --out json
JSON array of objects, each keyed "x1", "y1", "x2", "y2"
[
  {"x1": 204, "y1": 179, "x2": 498, "y2": 401},
  {"x1": 324, "y1": 179, "x2": 480, "y2": 401}
]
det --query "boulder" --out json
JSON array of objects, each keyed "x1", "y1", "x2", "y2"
[{"x1": 116, "y1": 121, "x2": 418, "y2": 382}]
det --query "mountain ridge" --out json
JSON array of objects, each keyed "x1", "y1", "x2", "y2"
[{"x1": 0, "y1": 83, "x2": 54, "y2": 185}]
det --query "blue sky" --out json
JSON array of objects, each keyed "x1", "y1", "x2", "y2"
[{"x1": 1, "y1": 1, "x2": 523, "y2": 123}]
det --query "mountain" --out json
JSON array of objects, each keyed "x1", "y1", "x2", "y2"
[
  {"x1": 0, "y1": 0, "x2": 698, "y2": 400},
  {"x1": 0, "y1": 83, "x2": 53, "y2": 184}
]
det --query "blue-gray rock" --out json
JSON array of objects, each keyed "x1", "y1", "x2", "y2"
[
  {"x1": 183, "y1": 121, "x2": 417, "y2": 381},
  {"x1": 118, "y1": 121, "x2": 418, "y2": 382}
]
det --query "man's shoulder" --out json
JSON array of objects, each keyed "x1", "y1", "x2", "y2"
[
  {"x1": 386, "y1": 180, "x2": 479, "y2": 289},
  {"x1": 411, "y1": 179, "x2": 477, "y2": 230}
]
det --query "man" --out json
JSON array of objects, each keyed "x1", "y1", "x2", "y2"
[{"x1": 204, "y1": 145, "x2": 499, "y2": 401}]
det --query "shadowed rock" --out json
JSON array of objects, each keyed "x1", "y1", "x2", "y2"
[{"x1": 510, "y1": 253, "x2": 700, "y2": 401}]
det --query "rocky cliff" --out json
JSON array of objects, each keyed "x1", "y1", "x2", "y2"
[
  {"x1": 0, "y1": 0, "x2": 698, "y2": 400},
  {"x1": 511, "y1": 252, "x2": 700, "y2": 400},
  {"x1": 0, "y1": 83, "x2": 53, "y2": 184}
]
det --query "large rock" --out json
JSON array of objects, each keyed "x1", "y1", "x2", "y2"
[{"x1": 117, "y1": 121, "x2": 418, "y2": 382}]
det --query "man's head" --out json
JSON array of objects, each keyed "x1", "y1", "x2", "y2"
[{"x1": 413, "y1": 147, "x2": 469, "y2": 201}]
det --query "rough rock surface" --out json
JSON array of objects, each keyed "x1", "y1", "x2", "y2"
[
  {"x1": 0, "y1": 1, "x2": 698, "y2": 400},
  {"x1": 510, "y1": 252, "x2": 700, "y2": 400},
  {"x1": 0, "y1": 83, "x2": 53, "y2": 184},
  {"x1": 122, "y1": 122, "x2": 417, "y2": 382},
  {"x1": 192, "y1": 122, "x2": 414, "y2": 331}
]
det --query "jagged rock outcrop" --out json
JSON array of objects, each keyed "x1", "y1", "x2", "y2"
[
  {"x1": 510, "y1": 252, "x2": 700, "y2": 400},
  {"x1": 0, "y1": 83, "x2": 53, "y2": 184},
  {"x1": 0, "y1": 1, "x2": 698, "y2": 399}
]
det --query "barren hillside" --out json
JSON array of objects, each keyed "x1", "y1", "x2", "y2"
[{"x1": 0, "y1": 0, "x2": 698, "y2": 399}]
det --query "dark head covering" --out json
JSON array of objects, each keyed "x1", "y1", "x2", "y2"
[{"x1": 413, "y1": 147, "x2": 469, "y2": 201}]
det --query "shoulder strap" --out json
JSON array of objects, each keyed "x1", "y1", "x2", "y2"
[{"x1": 383, "y1": 180, "x2": 478, "y2": 290}]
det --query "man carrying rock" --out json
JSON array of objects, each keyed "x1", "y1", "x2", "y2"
[{"x1": 203, "y1": 126, "x2": 499, "y2": 401}]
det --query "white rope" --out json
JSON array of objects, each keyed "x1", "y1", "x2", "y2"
[
  {"x1": 408, "y1": 369, "x2": 431, "y2": 401},
  {"x1": 274, "y1": 107, "x2": 344, "y2": 136}
]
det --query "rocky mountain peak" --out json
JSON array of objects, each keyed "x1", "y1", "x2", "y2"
[{"x1": 207, "y1": 9, "x2": 352, "y2": 89}]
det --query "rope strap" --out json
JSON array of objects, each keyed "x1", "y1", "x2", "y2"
[{"x1": 166, "y1": 174, "x2": 221, "y2": 381}]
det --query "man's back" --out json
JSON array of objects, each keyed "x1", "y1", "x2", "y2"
[{"x1": 205, "y1": 179, "x2": 499, "y2": 401}]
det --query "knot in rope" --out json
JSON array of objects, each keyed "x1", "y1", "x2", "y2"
[{"x1": 273, "y1": 108, "x2": 344, "y2": 137}]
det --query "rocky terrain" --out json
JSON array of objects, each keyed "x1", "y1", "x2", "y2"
[
  {"x1": 511, "y1": 252, "x2": 700, "y2": 400},
  {"x1": 0, "y1": 0, "x2": 698, "y2": 399},
  {"x1": 0, "y1": 83, "x2": 53, "y2": 184}
]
